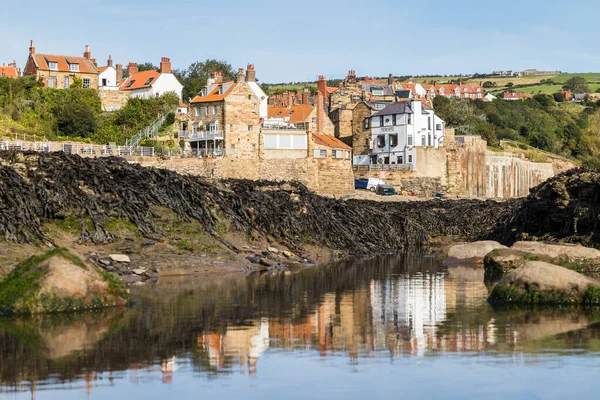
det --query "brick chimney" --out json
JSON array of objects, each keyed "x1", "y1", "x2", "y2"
[
  {"x1": 296, "y1": 89, "x2": 302, "y2": 103},
  {"x1": 127, "y1": 62, "x2": 138, "y2": 77},
  {"x1": 316, "y1": 93, "x2": 324, "y2": 134},
  {"x1": 237, "y1": 68, "x2": 245, "y2": 83},
  {"x1": 303, "y1": 88, "x2": 310, "y2": 105},
  {"x1": 107, "y1": 55, "x2": 113, "y2": 68},
  {"x1": 83, "y1": 45, "x2": 91, "y2": 60},
  {"x1": 116, "y1": 63, "x2": 123, "y2": 83},
  {"x1": 287, "y1": 91, "x2": 294, "y2": 107},
  {"x1": 246, "y1": 64, "x2": 256, "y2": 82},
  {"x1": 159, "y1": 57, "x2": 171, "y2": 74},
  {"x1": 388, "y1": 73, "x2": 393, "y2": 85},
  {"x1": 214, "y1": 71, "x2": 223, "y2": 84},
  {"x1": 29, "y1": 40, "x2": 35, "y2": 55},
  {"x1": 317, "y1": 75, "x2": 327, "y2": 99}
]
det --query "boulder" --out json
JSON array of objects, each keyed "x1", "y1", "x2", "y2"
[
  {"x1": 282, "y1": 251, "x2": 294, "y2": 258},
  {"x1": 511, "y1": 241, "x2": 600, "y2": 261},
  {"x1": 109, "y1": 254, "x2": 130, "y2": 263},
  {"x1": 259, "y1": 258, "x2": 273, "y2": 267},
  {"x1": 446, "y1": 241, "x2": 507, "y2": 263},
  {"x1": 484, "y1": 249, "x2": 537, "y2": 279},
  {"x1": 0, "y1": 248, "x2": 130, "y2": 315},
  {"x1": 267, "y1": 247, "x2": 279, "y2": 253},
  {"x1": 488, "y1": 261, "x2": 600, "y2": 305}
]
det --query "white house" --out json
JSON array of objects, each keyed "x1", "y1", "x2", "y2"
[
  {"x1": 120, "y1": 57, "x2": 183, "y2": 99},
  {"x1": 98, "y1": 55, "x2": 119, "y2": 90},
  {"x1": 369, "y1": 99, "x2": 445, "y2": 168}
]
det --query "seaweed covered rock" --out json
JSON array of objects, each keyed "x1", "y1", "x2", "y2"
[
  {"x1": 446, "y1": 241, "x2": 507, "y2": 264},
  {"x1": 488, "y1": 261, "x2": 600, "y2": 306},
  {"x1": 484, "y1": 248, "x2": 535, "y2": 278},
  {"x1": 0, "y1": 248, "x2": 130, "y2": 315},
  {"x1": 493, "y1": 168, "x2": 600, "y2": 246}
]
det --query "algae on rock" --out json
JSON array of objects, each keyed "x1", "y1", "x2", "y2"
[{"x1": 0, "y1": 248, "x2": 130, "y2": 315}]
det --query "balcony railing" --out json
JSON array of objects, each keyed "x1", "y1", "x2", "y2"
[
  {"x1": 190, "y1": 148, "x2": 226, "y2": 157},
  {"x1": 189, "y1": 130, "x2": 224, "y2": 141},
  {"x1": 352, "y1": 164, "x2": 413, "y2": 172},
  {"x1": 0, "y1": 140, "x2": 155, "y2": 157},
  {"x1": 261, "y1": 121, "x2": 310, "y2": 131},
  {"x1": 177, "y1": 130, "x2": 191, "y2": 139}
]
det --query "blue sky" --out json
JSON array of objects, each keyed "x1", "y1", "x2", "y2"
[{"x1": 1, "y1": 0, "x2": 598, "y2": 83}]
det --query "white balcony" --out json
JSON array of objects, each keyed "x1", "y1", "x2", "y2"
[{"x1": 189, "y1": 130, "x2": 224, "y2": 141}]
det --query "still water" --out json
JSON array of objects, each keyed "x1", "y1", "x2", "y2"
[{"x1": 1, "y1": 254, "x2": 600, "y2": 399}]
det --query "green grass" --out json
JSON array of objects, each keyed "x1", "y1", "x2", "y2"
[{"x1": 552, "y1": 73, "x2": 600, "y2": 83}]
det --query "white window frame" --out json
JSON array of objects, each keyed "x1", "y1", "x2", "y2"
[
  {"x1": 83, "y1": 78, "x2": 91, "y2": 88},
  {"x1": 69, "y1": 63, "x2": 79, "y2": 72},
  {"x1": 313, "y1": 149, "x2": 327, "y2": 158},
  {"x1": 64, "y1": 76, "x2": 69, "y2": 89},
  {"x1": 48, "y1": 62, "x2": 58, "y2": 71}
]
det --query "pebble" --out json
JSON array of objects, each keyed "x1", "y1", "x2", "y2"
[
  {"x1": 132, "y1": 268, "x2": 146, "y2": 275},
  {"x1": 109, "y1": 254, "x2": 131, "y2": 263},
  {"x1": 282, "y1": 251, "x2": 293, "y2": 258},
  {"x1": 259, "y1": 258, "x2": 273, "y2": 267},
  {"x1": 267, "y1": 247, "x2": 279, "y2": 253},
  {"x1": 99, "y1": 258, "x2": 112, "y2": 266}
]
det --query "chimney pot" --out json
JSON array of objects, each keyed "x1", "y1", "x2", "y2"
[{"x1": 83, "y1": 44, "x2": 91, "y2": 60}]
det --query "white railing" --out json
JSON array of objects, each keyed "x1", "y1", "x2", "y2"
[
  {"x1": 0, "y1": 140, "x2": 154, "y2": 157},
  {"x1": 189, "y1": 130, "x2": 224, "y2": 141},
  {"x1": 177, "y1": 130, "x2": 192, "y2": 139},
  {"x1": 352, "y1": 164, "x2": 413, "y2": 172},
  {"x1": 191, "y1": 148, "x2": 226, "y2": 157}
]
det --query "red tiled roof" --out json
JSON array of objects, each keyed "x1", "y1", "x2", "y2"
[
  {"x1": 0, "y1": 66, "x2": 17, "y2": 79},
  {"x1": 97, "y1": 66, "x2": 109, "y2": 73},
  {"x1": 267, "y1": 104, "x2": 313, "y2": 123},
  {"x1": 312, "y1": 133, "x2": 351, "y2": 150},
  {"x1": 178, "y1": 101, "x2": 187, "y2": 108},
  {"x1": 31, "y1": 53, "x2": 97, "y2": 74},
  {"x1": 190, "y1": 82, "x2": 237, "y2": 103},
  {"x1": 120, "y1": 70, "x2": 160, "y2": 91},
  {"x1": 504, "y1": 92, "x2": 524, "y2": 99},
  {"x1": 326, "y1": 86, "x2": 338, "y2": 94}
]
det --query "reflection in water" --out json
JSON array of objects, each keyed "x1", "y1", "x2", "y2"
[{"x1": 1, "y1": 254, "x2": 600, "y2": 398}]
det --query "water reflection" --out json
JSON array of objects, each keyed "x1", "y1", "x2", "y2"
[{"x1": 1, "y1": 254, "x2": 600, "y2": 397}]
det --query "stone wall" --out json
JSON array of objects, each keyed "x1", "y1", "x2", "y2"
[
  {"x1": 485, "y1": 152, "x2": 554, "y2": 198},
  {"x1": 99, "y1": 90, "x2": 130, "y2": 111},
  {"x1": 224, "y1": 83, "x2": 261, "y2": 159},
  {"x1": 351, "y1": 102, "x2": 375, "y2": 155}
]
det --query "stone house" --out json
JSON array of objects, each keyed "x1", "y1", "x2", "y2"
[
  {"x1": 265, "y1": 103, "x2": 335, "y2": 135},
  {"x1": 370, "y1": 99, "x2": 446, "y2": 168},
  {"x1": 24, "y1": 41, "x2": 99, "y2": 89},
  {"x1": 119, "y1": 58, "x2": 184, "y2": 100},
  {"x1": 268, "y1": 88, "x2": 312, "y2": 107},
  {"x1": 188, "y1": 65, "x2": 268, "y2": 158}
]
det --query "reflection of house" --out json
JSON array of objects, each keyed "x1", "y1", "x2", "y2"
[
  {"x1": 370, "y1": 99, "x2": 446, "y2": 167},
  {"x1": 119, "y1": 57, "x2": 183, "y2": 99},
  {"x1": 24, "y1": 41, "x2": 99, "y2": 89}
]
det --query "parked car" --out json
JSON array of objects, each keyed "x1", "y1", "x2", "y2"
[
  {"x1": 354, "y1": 178, "x2": 387, "y2": 192},
  {"x1": 376, "y1": 184, "x2": 397, "y2": 196}
]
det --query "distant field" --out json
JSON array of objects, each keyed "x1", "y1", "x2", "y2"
[
  {"x1": 552, "y1": 73, "x2": 600, "y2": 83},
  {"x1": 263, "y1": 83, "x2": 317, "y2": 94}
]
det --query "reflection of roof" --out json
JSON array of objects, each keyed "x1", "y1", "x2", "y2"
[
  {"x1": 312, "y1": 133, "x2": 351, "y2": 150},
  {"x1": 267, "y1": 104, "x2": 313, "y2": 123},
  {"x1": 120, "y1": 70, "x2": 160, "y2": 91},
  {"x1": 31, "y1": 53, "x2": 97, "y2": 74},
  {"x1": 0, "y1": 66, "x2": 17, "y2": 78},
  {"x1": 190, "y1": 82, "x2": 237, "y2": 103}
]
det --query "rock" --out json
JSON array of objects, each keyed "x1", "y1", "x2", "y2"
[
  {"x1": 247, "y1": 256, "x2": 261, "y2": 264},
  {"x1": 484, "y1": 249, "x2": 536, "y2": 278},
  {"x1": 282, "y1": 250, "x2": 293, "y2": 258},
  {"x1": 488, "y1": 261, "x2": 600, "y2": 305},
  {"x1": 259, "y1": 258, "x2": 273, "y2": 267},
  {"x1": 98, "y1": 258, "x2": 112, "y2": 267},
  {"x1": 511, "y1": 241, "x2": 600, "y2": 261},
  {"x1": 109, "y1": 254, "x2": 130, "y2": 263},
  {"x1": 0, "y1": 248, "x2": 130, "y2": 315},
  {"x1": 132, "y1": 268, "x2": 146, "y2": 275},
  {"x1": 141, "y1": 240, "x2": 156, "y2": 247},
  {"x1": 447, "y1": 241, "x2": 507, "y2": 263},
  {"x1": 267, "y1": 247, "x2": 279, "y2": 253}
]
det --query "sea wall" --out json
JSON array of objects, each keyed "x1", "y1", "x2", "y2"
[{"x1": 485, "y1": 152, "x2": 554, "y2": 198}]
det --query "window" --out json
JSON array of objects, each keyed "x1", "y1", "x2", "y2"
[
  {"x1": 64, "y1": 77, "x2": 69, "y2": 89},
  {"x1": 264, "y1": 135, "x2": 277, "y2": 149},
  {"x1": 145, "y1": 77, "x2": 154, "y2": 85},
  {"x1": 231, "y1": 144, "x2": 235, "y2": 150},
  {"x1": 364, "y1": 118, "x2": 370, "y2": 129},
  {"x1": 314, "y1": 149, "x2": 327, "y2": 158},
  {"x1": 264, "y1": 134, "x2": 307, "y2": 150},
  {"x1": 83, "y1": 78, "x2": 91, "y2": 89},
  {"x1": 293, "y1": 135, "x2": 306, "y2": 149},
  {"x1": 69, "y1": 63, "x2": 79, "y2": 72},
  {"x1": 345, "y1": 150, "x2": 351, "y2": 159},
  {"x1": 436, "y1": 123, "x2": 442, "y2": 131},
  {"x1": 196, "y1": 107, "x2": 202, "y2": 117},
  {"x1": 247, "y1": 125, "x2": 253, "y2": 131},
  {"x1": 201, "y1": 88, "x2": 207, "y2": 97},
  {"x1": 229, "y1": 124, "x2": 233, "y2": 131},
  {"x1": 408, "y1": 155, "x2": 412, "y2": 163},
  {"x1": 248, "y1": 95, "x2": 252, "y2": 100},
  {"x1": 407, "y1": 135, "x2": 413, "y2": 146},
  {"x1": 218, "y1": 86, "x2": 224, "y2": 95},
  {"x1": 48, "y1": 62, "x2": 58, "y2": 70},
  {"x1": 126, "y1": 80, "x2": 135, "y2": 88},
  {"x1": 371, "y1": 89, "x2": 384, "y2": 96},
  {"x1": 427, "y1": 117, "x2": 431, "y2": 130},
  {"x1": 428, "y1": 135, "x2": 432, "y2": 146},
  {"x1": 332, "y1": 150, "x2": 344, "y2": 159},
  {"x1": 289, "y1": 110, "x2": 294, "y2": 115},
  {"x1": 102, "y1": 78, "x2": 107, "y2": 87},
  {"x1": 276, "y1": 111, "x2": 282, "y2": 117},
  {"x1": 397, "y1": 155, "x2": 403, "y2": 164},
  {"x1": 407, "y1": 114, "x2": 412, "y2": 124},
  {"x1": 392, "y1": 114, "x2": 397, "y2": 125},
  {"x1": 389, "y1": 134, "x2": 398, "y2": 147},
  {"x1": 379, "y1": 116, "x2": 384, "y2": 126},
  {"x1": 213, "y1": 105, "x2": 217, "y2": 114},
  {"x1": 279, "y1": 135, "x2": 291, "y2": 148},
  {"x1": 47, "y1": 77, "x2": 56, "y2": 88},
  {"x1": 376, "y1": 135, "x2": 385, "y2": 148},
  {"x1": 421, "y1": 135, "x2": 426, "y2": 146}
]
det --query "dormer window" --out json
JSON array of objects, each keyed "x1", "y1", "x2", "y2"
[
  {"x1": 126, "y1": 80, "x2": 135, "y2": 88},
  {"x1": 69, "y1": 63, "x2": 79, "y2": 72},
  {"x1": 145, "y1": 77, "x2": 154, "y2": 85},
  {"x1": 289, "y1": 110, "x2": 295, "y2": 115},
  {"x1": 48, "y1": 62, "x2": 58, "y2": 70},
  {"x1": 201, "y1": 88, "x2": 207, "y2": 97},
  {"x1": 218, "y1": 86, "x2": 224, "y2": 95},
  {"x1": 276, "y1": 111, "x2": 282, "y2": 116}
]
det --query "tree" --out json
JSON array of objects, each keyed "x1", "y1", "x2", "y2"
[
  {"x1": 137, "y1": 62, "x2": 157, "y2": 72},
  {"x1": 52, "y1": 88, "x2": 101, "y2": 138},
  {"x1": 563, "y1": 76, "x2": 589, "y2": 93},
  {"x1": 553, "y1": 92, "x2": 566, "y2": 102},
  {"x1": 483, "y1": 81, "x2": 497, "y2": 88}
]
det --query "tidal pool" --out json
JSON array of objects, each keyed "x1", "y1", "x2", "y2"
[{"x1": 1, "y1": 254, "x2": 600, "y2": 399}]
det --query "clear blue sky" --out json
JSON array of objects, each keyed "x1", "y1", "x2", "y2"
[{"x1": 1, "y1": 0, "x2": 598, "y2": 83}]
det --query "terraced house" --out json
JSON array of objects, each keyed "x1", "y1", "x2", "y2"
[{"x1": 24, "y1": 41, "x2": 99, "y2": 89}]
